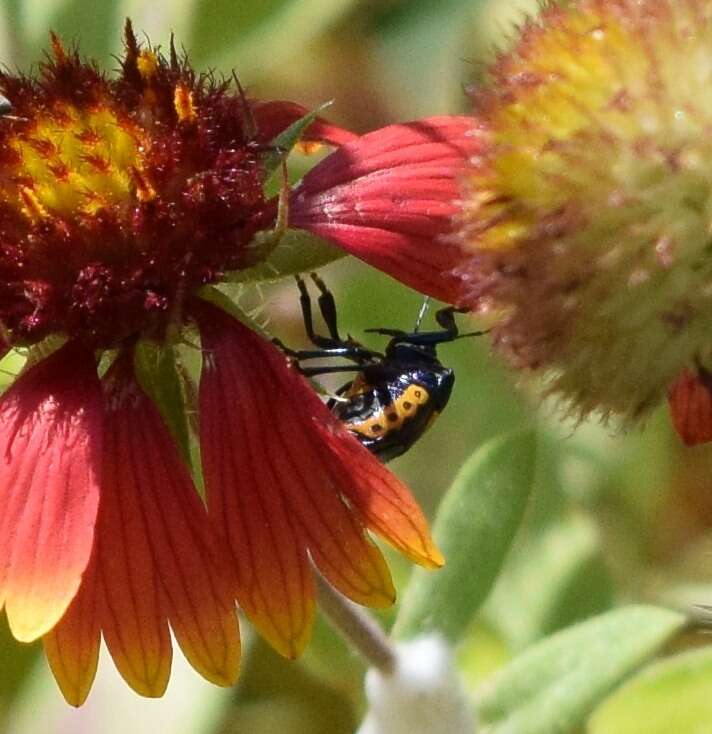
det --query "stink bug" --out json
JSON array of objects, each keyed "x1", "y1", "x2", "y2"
[{"x1": 277, "y1": 274, "x2": 484, "y2": 462}]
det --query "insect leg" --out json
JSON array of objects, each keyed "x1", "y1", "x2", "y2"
[
  {"x1": 272, "y1": 339, "x2": 372, "y2": 362},
  {"x1": 310, "y1": 272, "x2": 341, "y2": 341},
  {"x1": 291, "y1": 364, "x2": 362, "y2": 378}
]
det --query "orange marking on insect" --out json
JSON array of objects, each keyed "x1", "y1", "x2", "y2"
[
  {"x1": 346, "y1": 384, "x2": 430, "y2": 439},
  {"x1": 295, "y1": 141, "x2": 323, "y2": 155}
]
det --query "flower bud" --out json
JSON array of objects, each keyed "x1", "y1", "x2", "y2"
[{"x1": 459, "y1": 0, "x2": 712, "y2": 434}]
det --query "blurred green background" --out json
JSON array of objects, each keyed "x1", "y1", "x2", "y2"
[{"x1": 3, "y1": 1, "x2": 712, "y2": 732}]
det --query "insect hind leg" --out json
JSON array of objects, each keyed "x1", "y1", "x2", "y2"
[
  {"x1": 276, "y1": 274, "x2": 377, "y2": 367},
  {"x1": 310, "y1": 272, "x2": 341, "y2": 342},
  {"x1": 295, "y1": 273, "x2": 344, "y2": 349}
]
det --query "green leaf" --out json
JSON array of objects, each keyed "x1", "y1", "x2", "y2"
[
  {"x1": 589, "y1": 646, "x2": 712, "y2": 734},
  {"x1": 393, "y1": 429, "x2": 537, "y2": 642},
  {"x1": 476, "y1": 605, "x2": 687, "y2": 734},
  {"x1": 233, "y1": 228, "x2": 345, "y2": 284},
  {"x1": 483, "y1": 513, "x2": 613, "y2": 650},
  {"x1": 133, "y1": 341, "x2": 193, "y2": 469},
  {"x1": 262, "y1": 103, "x2": 332, "y2": 181}
]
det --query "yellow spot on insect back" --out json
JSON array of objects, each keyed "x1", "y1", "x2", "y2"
[
  {"x1": 348, "y1": 384, "x2": 430, "y2": 439},
  {"x1": 5, "y1": 105, "x2": 145, "y2": 219}
]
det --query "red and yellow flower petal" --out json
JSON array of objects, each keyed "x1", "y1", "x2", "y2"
[
  {"x1": 95, "y1": 364, "x2": 241, "y2": 695},
  {"x1": 233, "y1": 341, "x2": 395, "y2": 608},
  {"x1": 0, "y1": 341, "x2": 102, "y2": 642},
  {"x1": 43, "y1": 558, "x2": 101, "y2": 707},
  {"x1": 668, "y1": 368, "x2": 712, "y2": 446},
  {"x1": 96, "y1": 394, "x2": 173, "y2": 698},
  {"x1": 288, "y1": 116, "x2": 483, "y2": 303},
  {"x1": 198, "y1": 307, "x2": 315, "y2": 658},
  {"x1": 310, "y1": 423, "x2": 444, "y2": 569},
  {"x1": 196, "y1": 303, "x2": 437, "y2": 653},
  {"x1": 251, "y1": 99, "x2": 358, "y2": 147}
]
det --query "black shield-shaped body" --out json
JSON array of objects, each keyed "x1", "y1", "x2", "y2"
[{"x1": 331, "y1": 344, "x2": 455, "y2": 462}]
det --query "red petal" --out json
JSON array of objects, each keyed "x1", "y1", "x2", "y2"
[
  {"x1": 96, "y1": 366, "x2": 240, "y2": 695},
  {"x1": 198, "y1": 308, "x2": 315, "y2": 658},
  {"x1": 668, "y1": 368, "x2": 712, "y2": 445},
  {"x1": 0, "y1": 342, "x2": 102, "y2": 642},
  {"x1": 251, "y1": 100, "x2": 358, "y2": 146},
  {"x1": 43, "y1": 558, "x2": 101, "y2": 707},
  {"x1": 289, "y1": 116, "x2": 483, "y2": 302},
  {"x1": 196, "y1": 304, "x2": 436, "y2": 651}
]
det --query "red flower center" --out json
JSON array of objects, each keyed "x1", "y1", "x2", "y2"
[{"x1": 0, "y1": 32, "x2": 268, "y2": 349}]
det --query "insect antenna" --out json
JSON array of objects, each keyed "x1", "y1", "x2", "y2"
[{"x1": 413, "y1": 296, "x2": 430, "y2": 333}]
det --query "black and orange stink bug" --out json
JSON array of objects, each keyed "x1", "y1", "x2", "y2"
[{"x1": 277, "y1": 274, "x2": 484, "y2": 462}]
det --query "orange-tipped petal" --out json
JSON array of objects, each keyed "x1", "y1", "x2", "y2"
[
  {"x1": 97, "y1": 390, "x2": 172, "y2": 697},
  {"x1": 197, "y1": 313, "x2": 441, "y2": 570},
  {"x1": 43, "y1": 558, "x2": 101, "y2": 707},
  {"x1": 0, "y1": 341, "x2": 102, "y2": 642},
  {"x1": 668, "y1": 368, "x2": 712, "y2": 446},
  {"x1": 289, "y1": 116, "x2": 483, "y2": 303},
  {"x1": 237, "y1": 347, "x2": 395, "y2": 608},
  {"x1": 311, "y1": 423, "x2": 444, "y2": 569},
  {"x1": 198, "y1": 309, "x2": 315, "y2": 658},
  {"x1": 196, "y1": 304, "x2": 434, "y2": 637},
  {"x1": 97, "y1": 365, "x2": 241, "y2": 694}
]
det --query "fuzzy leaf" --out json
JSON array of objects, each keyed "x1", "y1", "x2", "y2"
[
  {"x1": 476, "y1": 605, "x2": 687, "y2": 734},
  {"x1": 588, "y1": 646, "x2": 712, "y2": 734},
  {"x1": 233, "y1": 228, "x2": 344, "y2": 283},
  {"x1": 393, "y1": 430, "x2": 536, "y2": 642},
  {"x1": 483, "y1": 513, "x2": 613, "y2": 650}
]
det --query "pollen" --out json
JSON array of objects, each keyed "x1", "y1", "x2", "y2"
[
  {"x1": 131, "y1": 166, "x2": 156, "y2": 203},
  {"x1": 173, "y1": 83, "x2": 196, "y2": 123},
  {"x1": 19, "y1": 186, "x2": 48, "y2": 222},
  {"x1": 137, "y1": 50, "x2": 159, "y2": 80},
  {"x1": 4, "y1": 106, "x2": 142, "y2": 219}
]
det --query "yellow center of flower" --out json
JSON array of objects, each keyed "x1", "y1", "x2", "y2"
[
  {"x1": 5, "y1": 104, "x2": 144, "y2": 220},
  {"x1": 461, "y1": 0, "x2": 712, "y2": 421},
  {"x1": 472, "y1": 5, "x2": 667, "y2": 251}
]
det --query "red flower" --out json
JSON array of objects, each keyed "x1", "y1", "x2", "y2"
[
  {"x1": 290, "y1": 116, "x2": 479, "y2": 303},
  {"x1": 0, "y1": 22, "x2": 475, "y2": 704}
]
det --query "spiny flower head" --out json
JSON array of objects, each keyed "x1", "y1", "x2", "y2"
[
  {"x1": 0, "y1": 23, "x2": 267, "y2": 348},
  {"x1": 459, "y1": 0, "x2": 712, "y2": 432}
]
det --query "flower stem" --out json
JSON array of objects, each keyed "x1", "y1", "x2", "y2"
[{"x1": 316, "y1": 573, "x2": 396, "y2": 675}]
